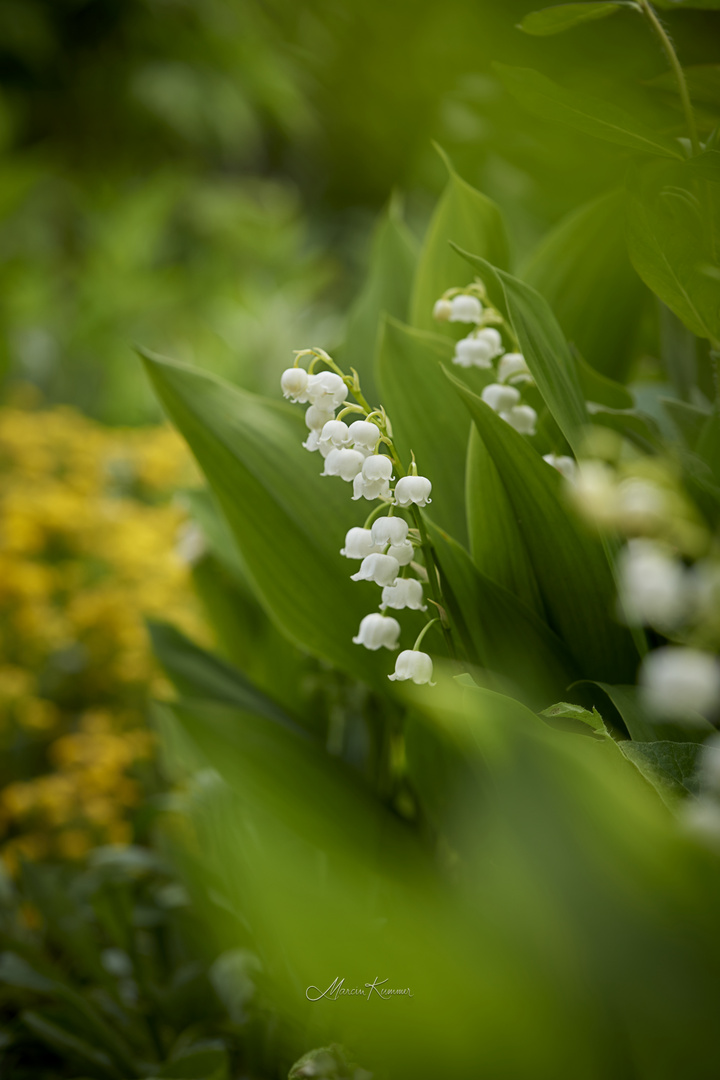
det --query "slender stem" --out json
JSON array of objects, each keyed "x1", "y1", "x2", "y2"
[
  {"x1": 411, "y1": 507, "x2": 457, "y2": 660},
  {"x1": 638, "y1": 0, "x2": 699, "y2": 155},
  {"x1": 413, "y1": 617, "x2": 440, "y2": 652}
]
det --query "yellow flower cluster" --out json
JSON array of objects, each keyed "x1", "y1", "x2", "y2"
[{"x1": 0, "y1": 398, "x2": 206, "y2": 872}]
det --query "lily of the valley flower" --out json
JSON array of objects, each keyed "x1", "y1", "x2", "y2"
[
  {"x1": 481, "y1": 383, "x2": 520, "y2": 413},
  {"x1": 453, "y1": 328, "x2": 504, "y2": 369},
  {"x1": 352, "y1": 613, "x2": 401, "y2": 651},
  {"x1": 281, "y1": 367, "x2": 310, "y2": 402},
  {"x1": 348, "y1": 420, "x2": 380, "y2": 452},
  {"x1": 319, "y1": 419, "x2": 352, "y2": 453},
  {"x1": 306, "y1": 371, "x2": 348, "y2": 410},
  {"x1": 340, "y1": 527, "x2": 384, "y2": 559},
  {"x1": 501, "y1": 404, "x2": 537, "y2": 436},
  {"x1": 497, "y1": 353, "x2": 532, "y2": 385},
  {"x1": 543, "y1": 454, "x2": 577, "y2": 482},
  {"x1": 617, "y1": 539, "x2": 688, "y2": 630},
  {"x1": 640, "y1": 646, "x2": 720, "y2": 719},
  {"x1": 394, "y1": 475, "x2": 432, "y2": 508},
  {"x1": 433, "y1": 298, "x2": 453, "y2": 321},
  {"x1": 322, "y1": 447, "x2": 365, "y2": 481},
  {"x1": 371, "y1": 516, "x2": 409, "y2": 547},
  {"x1": 352, "y1": 454, "x2": 394, "y2": 501},
  {"x1": 449, "y1": 295, "x2": 483, "y2": 324},
  {"x1": 388, "y1": 649, "x2": 435, "y2": 685},
  {"x1": 380, "y1": 577, "x2": 427, "y2": 611},
  {"x1": 388, "y1": 541, "x2": 414, "y2": 565},
  {"x1": 351, "y1": 552, "x2": 401, "y2": 587},
  {"x1": 303, "y1": 404, "x2": 336, "y2": 452}
]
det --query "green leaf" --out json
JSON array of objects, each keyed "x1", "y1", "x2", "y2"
[
  {"x1": 619, "y1": 741, "x2": 703, "y2": 803},
  {"x1": 576, "y1": 351, "x2": 634, "y2": 410},
  {"x1": 518, "y1": 3, "x2": 631, "y2": 36},
  {"x1": 409, "y1": 148, "x2": 509, "y2": 331},
  {"x1": 576, "y1": 681, "x2": 714, "y2": 742},
  {"x1": 447, "y1": 369, "x2": 639, "y2": 683},
  {"x1": 521, "y1": 191, "x2": 647, "y2": 382},
  {"x1": 20, "y1": 1012, "x2": 121, "y2": 1080},
  {"x1": 495, "y1": 64, "x2": 685, "y2": 160},
  {"x1": 339, "y1": 194, "x2": 418, "y2": 404},
  {"x1": 466, "y1": 425, "x2": 545, "y2": 618},
  {"x1": 147, "y1": 620, "x2": 297, "y2": 727},
  {"x1": 682, "y1": 150, "x2": 720, "y2": 184},
  {"x1": 375, "y1": 318, "x2": 472, "y2": 546},
  {"x1": 626, "y1": 162, "x2": 720, "y2": 344},
  {"x1": 453, "y1": 248, "x2": 588, "y2": 454},
  {"x1": 541, "y1": 701, "x2": 608, "y2": 736},
  {"x1": 153, "y1": 1046, "x2": 229, "y2": 1080},
  {"x1": 585, "y1": 402, "x2": 663, "y2": 453},
  {"x1": 180, "y1": 487, "x2": 247, "y2": 583},
  {"x1": 141, "y1": 350, "x2": 392, "y2": 688},
  {"x1": 426, "y1": 520, "x2": 577, "y2": 707},
  {"x1": 661, "y1": 397, "x2": 712, "y2": 449}
]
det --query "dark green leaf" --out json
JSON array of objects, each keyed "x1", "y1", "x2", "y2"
[
  {"x1": 521, "y1": 191, "x2": 647, "y2": 381},
  {"x1": 20, "y1": 1012, "x2": 121, "y2": 1080},
  {"x1": 518, "y1": 3, "x2": 631, "y2": 37},
  {"x1": 409, "y1": 148, "x2": 509, "y2": 331},
  {"x1": 576, "y1": 681, "x2": 714, "y2": 742},
  {"x1": 619, "y1": 741, "x2": 703, "y2": 802},
  {"x1": 447, "y1": 370, "x2": 639, "y2": 682},
  {"x1": 153, "y1": 1045, "x2": 229, "y2": 1080},
  {"x1": 661, "y1": 396, "x2": 712, "y2": 449},
  {"x1": 453, "y1": 248, "x2": 589, "y2": 453},
  {"x1": 495, "y1": 64, "x2": 685, "y2": 160}
]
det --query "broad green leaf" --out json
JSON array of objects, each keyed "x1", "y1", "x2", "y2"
[
  {"x1": 141, "y1": 350, "x2": 393, "y2": 688},
  {"x1": 576, "y1": 351, "x2": 634, "y2": 410},
  {"x1": 661, "y1": 397, "x2": 712, "y2": 449},
  {"x1": 521, "y1": 191, "x2": 647, "y2": 381},
  {"x1": 426, "y1": 520, "x2": 577, "y2": 708},
  {"x1": 339, "y1": 195, "x2": 418, "y2": 404},
  {"x1": 576, "y1": 681, "x2": 714, "y2": 742},
  {"x1": 376, "y1": 318, "x2": 472, "y2": 546},
  {"x1": 453, "y1": 247, "x2": 588, "y2": 453},
  {"x1": 495, "y1": 64, "x2": 685, "y2": 160},
  {"x1": 148, "y1": 620, "x2": 297, "y2": 727},
  {"x1": 619, "y1": 741, "x2": 703, "y2": 803},
  {"x1": 181, "y1": 487, "x2": 247, "y2": 582},
  {"x1": 654, "y1": 0, "x2": 720, "y2": 8},
  {"x1": 518, "y1": 3, "x2": 631, "y2": 36},
  {"x1": 658, "y1": 302, "x2": 698, "y2": 402},
  {"x1": 409, "y1": 149, "x2": 509, "y2": 331},
  {"x1": 465, "y1": 426, "x2": 545, "y2": 618},
  {"x1": 585, "y1": 402, "x2": 663, "y2": 452},
  {"x1": 447, "y1": 370, "x2": 639, "y2": 683},
  {"x1": 626, "y1": 162, "x2": 720, "y2": 344}
]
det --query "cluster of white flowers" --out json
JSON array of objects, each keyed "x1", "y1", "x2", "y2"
[
  {"x1": 281, "y1": 353, "x2": 438, "y2": 686},
  {"x1": 433, "y1": 289, "x2": 538, "y2": 437}
]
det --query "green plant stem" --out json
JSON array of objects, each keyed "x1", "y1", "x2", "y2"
[
  {"x1": 637, "y1": 0, "x2": 699, "y2": 156},
  {"x1": 411, "y1": 507, "x2": 457, "y2": 660}
]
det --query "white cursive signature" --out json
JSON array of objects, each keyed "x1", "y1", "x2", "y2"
[{"x1": 305, "y1": 977, "x2": 413, "y2": 1001}]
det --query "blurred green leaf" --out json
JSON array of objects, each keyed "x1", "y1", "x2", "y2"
[
  {"x1": 576, "y1": 351, "x2": 634, "y2": 409},
  {"x1": 576, "y1": 680, "x2": 715, "y2": 742},
  {"x1": 518, "y1": 3, "x2": 632, "y2": 36},
  {"x1": 495, "y1": 64, "x2": 685, "y2": 159},
  {"x1": 619, "y1": 741, "x2": 703, "y2": 803},
  {"x1": 150, "y1": 1045, "x2": 229, "y2": 1080},
  {"x1": 682, "y1": 149, "x2": 720, "y2": 183},
  {"x1": 522, "y1": 191, "x2": 647, "y2": 382},
  {"x1": 376, "y1": 317, "x2": 471, "y2": 546},
  {"x1": 585, "y1": 402, "x2": 663, "y2": 452},
  {"x1": 661, "y1": 396, "x2": 712, "y2": 448},
  {"x1": 141, "y1": 349, "x2": 389, "y2": 688},
  {"x1": 453, "y1": 247, "x2": 588, "y2": 453},
  {"x1": 409, "y1": 149, "x2": 509, "y2": 331},
  {"x1": 340, "y1": 196, "x2": 418, "y2": 404},
  {"x1": 20, "y1": 1012, "x2": 121, "y2": 1080},
  {"x1": 626, "y1": 163, "x2": 720, "y2": 344},
  {"x1": 447, "y1": 369, "x2": 639, "y2": 682}
]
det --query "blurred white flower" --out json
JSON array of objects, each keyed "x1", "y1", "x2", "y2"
[
  {"x1": 340, "y1": 527, "x2": 384, "y2": 559},
  {"x1": 616, "y1": 477, "x2": 668, "y2": 534},
  {"x1": 617, "y1": 539, "x2": 688, "y2": 630},
  {"x1": 380, "y1": 578, "x2": 427, "y2": 611},
  {"x1": 453, "y1": 328, "x2": 503, "y2": 369},
  {"x1": 543, "y1": 454, "x2": 577, "y2": 483},
  {"x1": 497, "y1": 353, "x2": 532, "y2": 385},
  {"x1": 639, "y1": 646, "x2": 720, "y2": 719},
  {"x1": 449, "y1": 295, "x2": 483, "y2": 324},
  {"x1": 350, "y1": 552, "x2": 400, "y2": 587},
  {"x1": 281, "y1": 367, "x2": 309, "y2": 402},
  {"x1": 352, "y1": 613, "x2": 401, "y2": 651},
  {"x1": 175, "y1": 521, "x2": 207, "y2": 566},
  {"x1": 481, "y1": 383, "x2": 520, "y2": 413},
  {"x1": 571, "y1": 461, "x2": 618, "y2": 526},
  {"x1": 501, "y1": 404, "x2": 537, "y2": 436},
  {"x1": 394, "y1": 475, "x2": 432, "y2": 508},
  {"x1": 433, "y1": 298, "x2": 453, "y2": 321},
  {"x1": 388, "y1": 649, "x2": 435, "y2": 685}
]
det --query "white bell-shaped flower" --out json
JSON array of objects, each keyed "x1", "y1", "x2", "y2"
[
  {"x1": 572, "y1": 461, "x2": 619, "y2": 527},
  {"x1": 306, "y1": 371, "x2": 348, "y2": 410},
  {"x1": 543, "y1": 454, "x2": 577, "y2": 482},
  {"x1": 453, "y1": 328, "x2": 503, "y2": 369},
  {"x1": 362, "y1": 455, "x2": 394, "y2": 482},
  {"x1": 352, "y1": 474, "x2": 391, "y2": 501},
  {"x1": 449, "y1": 295, "x2": 483, "y2": 324},
  {"x1": 394, "y1": 475, "x2": 432, "y2": 508},
  {"x1": 388, "y1": 649, "x2": 435, "y2": 686},
  {"x1": 433, "y1": 298, "x2": 453, "y2": 321},
  {"x1": 388, "y1": 541, "x2": 414, "y2": 565},
  {"x1": 322, "y1": 447, "x2": 365, "y2": 481},
  {"x1": 617, "y1": 539, "x2": 688, "y2": 630},
  {"x1": 302, "y1": 431, "x2": 321, "y2": 453},
  {"x1": 481, "y1": 383, "x2": 520, "y2": 413},
  {"x1": 352, "y1": 613, "x2": 401, "y2": 651},
  {"x1": 371, "y1": 516, "x2": 409, "y2": 547},
  {"x1": 501, "y1": 404, "x2": 537, "y2": 436},
  {"x1": 497, "y1": 352, "x2": 532, "y2": 385},
  {"x1": 348, "y1": 420, "x2": 380, "y2": 453},
  {"x1": 319, "y1": 419, "x2": 352, "y2": 453},
  {"x1": 380, "y1": 577, "x2": 427, "y2": 611},
  {"x1": 305, "y1": 404, "x2": 335, "y2": 431},
  {"x1": 351, "y1": 552, "x2": 400, "y2": 587},
  {"x1": 340, "y1": 527, "x2": 384, "y2": 559},
  {"x1": 281, "y1": 367, "x2": 309, "y2": 402},
  {"x1": 640, "y1": 646, "x2": 720, "y2": 719},
  {"x1": 616, "y1": 478, "x2": 668, "y2": 534}
]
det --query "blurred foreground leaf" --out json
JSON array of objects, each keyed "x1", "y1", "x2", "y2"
[{"x1": 518, "y1": 3, "x2": 631, "y2": 36}]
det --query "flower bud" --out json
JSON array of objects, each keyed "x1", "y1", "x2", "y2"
[
  {"x1": 388, "y1": 541, "x2": 414, "y2": 565},
  {"x1": 388, "y1": 649, "x2": 435, "y2": 686},
  {"x1": 348, "y1": 419, "x2": 380, "y2": 452},
  {"x1": 281, "y1": 367, "x2": 309, "y2": 402},
  {"x1": 380, "y1": 578, "x2": 427, "y2": 611},
  {"x1": 340, "y1": 527, "x2": 384, "y2": 559},
  {"x1": 543, "y1": 454, "x2": 577, "y2": 482},
  {"x1": 351, "y1": 552, "x2": 400, "y2": 587},
  {"x1": 352, "y1": 613, "x2": 401, "y2": 651},
  {"x1": 640, "y1": 646, "x2": 720, "y2": 719},
  {"x1": 319, "y1": 419, "x2": 352, "y2": 452},
  {"x1": 497, "y1": 352, "x2": 532, "y2": 385},
  {"x1": 433, "y1": 298, "x2": 453, "y2": 321},
  {"x1": 502, "y1": 404, "x2": 537, "y2": 436},
  {"x1": 394, "y1": 475, "x2": 432, "y2": 508},
  {"x1": 306, "y1": 371, "x2": 348, "y2": 410},
  {"x1": 449, "y1": 295, "x2": 483, "y2": 324},
  {"x1": 371, "y1": 516, "x2": 409, "y2": 547},
  {"x1": 481, "y1": 383, "x2": 520, "y2": 413}
]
